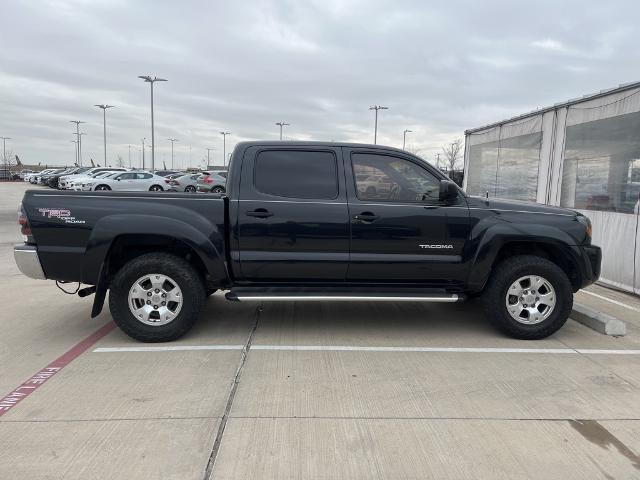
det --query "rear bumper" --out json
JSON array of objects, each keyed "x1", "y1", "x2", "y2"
[{"x1": 14, "y1": 244, "x2": 46, "y2": 280}]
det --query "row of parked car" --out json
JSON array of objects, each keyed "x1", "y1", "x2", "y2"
[{"x1": 24, "y1": 167, "x2": 227, "y2": 193}]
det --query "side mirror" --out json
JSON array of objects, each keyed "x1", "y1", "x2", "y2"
[
  {"x1": 439, "y1": 179, "x2": 458, "y2": 202},
  {"x1": 116, "y1": 177, "x2": 121, "y2": 181}
]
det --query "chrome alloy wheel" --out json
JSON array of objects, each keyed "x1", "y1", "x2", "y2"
[
  {"x1": 128, "y1": 274, "x2": 183, "y2": 326},
  {"x1": 505, "y1": 275, "x2": 556, "y2": 325}
]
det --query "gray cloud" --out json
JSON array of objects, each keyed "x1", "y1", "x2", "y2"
[{"x1": 1, "y1": 0, "x2": 639, "y2": 168}]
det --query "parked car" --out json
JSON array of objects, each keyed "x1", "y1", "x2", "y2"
[
  {"x1": 14, "y1": 141, "x2": 601, "y2": 343},
  {"x1": 48, "y1": 167, "x2": 92, "y2": 189},
  {"x1": 58, "y1": 167, "x2": 126, "y2": 189},
  {"x1": 19, "y1": 170, "x2": 36, "y2": 179},
  {"x1": 167, "y1": 173, "x2": 202, "y2": 192},
  {"x1": 196, "y1": 172, "x2": 226, "y2": 193},
  {"x1": 38, "y1": 168, "x2": 67, "y2": 185},
  {"x1": 69, "y1": 170, "x2": 120, "y2": 191},
  {"x1": 29, "y1": 169, "x2": 55, "y2": 184},
  {"x1": 153, "y1": 170, "x2": 183, "y2": 177},
  {"x1": 83, "y1": 171, "x2": 168, "y2": 191}
]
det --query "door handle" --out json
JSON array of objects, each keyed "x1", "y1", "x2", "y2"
[
  {"x1": 246, "y1": 209, "x2": 273, "y2": 218},
  {"x1": 354, "y1": 212, "x2": 379, "y2": 222}
]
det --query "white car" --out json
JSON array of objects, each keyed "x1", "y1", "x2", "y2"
[
  {"x1": 70, "y1": 171, "x2": 119, "y2": 191},
  {"x1": 84, "y1": 171, "x2": 169, "y2": 192},
  {"x1": 59, "y1": 167, "x2": 126, "y2": 189}
]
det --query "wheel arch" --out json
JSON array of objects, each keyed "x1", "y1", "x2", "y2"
[
  {"x1": 83, "y1": 214, "x2": 229, "y2": 317},
  {"x1": 467, "y1": 226, "x2": 584, "y2": 294}
]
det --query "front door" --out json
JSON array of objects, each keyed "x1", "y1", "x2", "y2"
[
  {"x1": 237, "y1": 146, "x2": 350, "y2": 281},
  {"x1": 345, "y1": 148, "x2": 470, "y2": 284}
]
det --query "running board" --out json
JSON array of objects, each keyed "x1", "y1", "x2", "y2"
[{"x1": 226, "y1": 287, "x2": 462, "y2": 303}]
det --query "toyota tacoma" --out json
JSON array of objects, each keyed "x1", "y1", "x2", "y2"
[{"x1": 14, "y1": 141, "x2": 601, "y2": 342}]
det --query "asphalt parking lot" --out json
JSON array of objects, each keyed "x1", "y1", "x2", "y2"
[{"x1": 1, "y1": 181, "x2": 640, "y2": 479}]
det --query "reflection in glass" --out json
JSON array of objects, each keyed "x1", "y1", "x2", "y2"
[{"x1": 561, "y1": 111, "x2": 640, "y2": 214}]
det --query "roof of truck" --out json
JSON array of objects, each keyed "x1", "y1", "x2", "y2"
[{"x1": 234, "y1": 140, "x2": 409, "y2": 154}]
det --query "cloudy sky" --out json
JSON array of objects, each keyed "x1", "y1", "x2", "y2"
[{"x1": 1, "y1": 0, "x2": 639, "y2": 169}]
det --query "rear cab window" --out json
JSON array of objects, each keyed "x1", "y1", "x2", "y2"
[{"x1": 254, "y1": 150, "x2": 339, "y2": 199}]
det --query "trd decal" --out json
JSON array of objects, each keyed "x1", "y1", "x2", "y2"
[{"x1": 38, "y1": 208, "x2": 86, "y2": 224}]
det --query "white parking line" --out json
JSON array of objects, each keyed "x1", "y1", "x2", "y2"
[
  {"x1": 93, "y1": 345, "x2": 640, "y2": 355},
  {"x1": 580, "y1": 290, "x2": 640, "y2": 312}
]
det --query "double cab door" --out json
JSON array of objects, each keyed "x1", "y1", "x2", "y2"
[
  {"x1": 343, "y1": 147, "x2": 470, "y2": 283},
  {"x1": 236, "y1": 145, "x2": 350, "y2": 281},
  {"x1": 235, "y1": 145, "x2": 469, "y2": 284}
]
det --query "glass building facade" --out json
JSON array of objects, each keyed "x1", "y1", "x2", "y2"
[{"x1": 463, "y1": 82, "x2": 640, "y2": 294}]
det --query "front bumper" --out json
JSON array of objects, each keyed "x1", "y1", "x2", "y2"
[
  {"x1": 14, "y1": 244, "x2": 46, "y2": 280},
  {"x1": 577, "y1": 244, "x2": 602, "y2": 289}
]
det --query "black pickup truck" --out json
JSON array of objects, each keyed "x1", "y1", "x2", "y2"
[{"x1": 15, "y1": 141, "x2": 601, "y2": 342}]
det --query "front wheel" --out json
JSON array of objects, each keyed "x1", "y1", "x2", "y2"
[
  {"x1": 211, "y1": 186, "x2": 225, "y2": 194},
  {"x1": 185, "y1": 185, "x2": 196, "y2": 193},
  {"x1": 482, "y1": 255, "x2": 573, "y2": 339},
  {"x1": 95, "y1": 184, "x2": 111, "y2": 191},
  {"x1": 108, "y1": 253, "x2": 206, "y2": 342}
]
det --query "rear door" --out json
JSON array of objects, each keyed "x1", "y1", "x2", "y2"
[
  {"x1": 237, "y1": 146, "x2": 349, "y2": 281},
  {"x1": 345, "y1": 148, "x2": 470, "y2": 284}
]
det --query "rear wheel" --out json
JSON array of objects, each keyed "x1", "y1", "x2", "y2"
[
  {"x1": 482, "y1": 255, "x2": 573, "y2": 339},
  {"x1": 95, "y1": 184, "x2": 111, "y2": 191},
  {"x1": 211, "y1": 186, "x2": 225, "y2": 194},
  {"x1": 109, "y1": 253, "x2": 206, "y2": 342},
  {"x1": 149, "y1": 185, "x2": 163, "y2": 192},
  {"x1": 185, "y1": 185, "x2": 196, "y2": 193}
]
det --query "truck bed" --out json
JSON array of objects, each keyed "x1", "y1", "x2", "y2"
[{"x1": 22, "y1": 190, "x2": 227, "y2": 284}]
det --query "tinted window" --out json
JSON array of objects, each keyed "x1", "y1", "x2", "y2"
[
  {"x1": 352, "y1": 153, "x2": 440, "y2": 202},
  {"x1": 136, "y1": 173, "x2": 152, "y2": 179},
  {"x1": 117, "y1": 173, "x2": 135, "y2": 180},
  {"x1": 254, "y1": 150, "x2": 338, "y2": 199}
]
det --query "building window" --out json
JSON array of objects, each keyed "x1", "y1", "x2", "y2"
[
  {"x1": 561, "y1": 111, "x2": 640, "y2": 214},
  {"x1": 466, "y1": 132, "x2": 541, "y2": 201}
]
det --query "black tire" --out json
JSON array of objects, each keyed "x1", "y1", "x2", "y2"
[
  {"x1": 108, "y1": 253, "x2": 206, "y2": 342},
  {"x1": 185, "y1": 185, "x2": 196, "y2": 193},
  {"x1": 211, "y1": 186, "x2": 225, "y2": 194},
  {"x1": 481, "y1": 255, "x2": 573, "y2": 340},
  {"x1": 95, "y1": 184, "x2": 111, "y2": 191},
  {"x1": 149, "y1": 185, "x2": 163, "y2": 192}
]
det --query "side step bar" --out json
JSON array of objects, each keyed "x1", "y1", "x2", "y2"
[{"x1": 226, "y1": 288, "x2": 462, "y2": 303}]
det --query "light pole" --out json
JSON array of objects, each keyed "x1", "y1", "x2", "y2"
[
  {"x1": 128, "y1": 144, "x2": 131, "y2": 168},
  {"x1": 70, "y1": 121, "x2": 85, "y2": 166},
  {"x1": 70, "y1": 140, "x2": 78, "y2": 165},
  {"x1": 219, "y1": 132, "x2": 230, "y2": 166},
  {"x1": 138, "y1": 75, "x2": 167, "y2": 171},
  {"x1": 206, "y1": 148, "x2": 214, "y2": 167},
  {"x1": 167, "y1": 138, "x2": 178, "y2": 169},
  {"x1": 141, "y1": 138, "x2": 146, "y2": 169},
  {"x1": 78, "y1": 132, "x2": 87, "y2": 166},
  {"x1": 368, "y1": 105, "x2": 388, "y2": 144},
  {"x1": 94, "y1": 105, "x2": 114, "y2": 166},
  {"x1": 402, "y1": 129, "x2": 412, "y2": 150},
  {"x1": 1, "y1": 137, "x2": 11, "y2": 172},
  {"x1": 275, "y1": 122, "x2": 289, "y2": 140}
]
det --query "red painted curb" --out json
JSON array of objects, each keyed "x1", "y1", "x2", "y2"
[{"x1": 0, "y1": 321, "x2": 116, "y2": 417}]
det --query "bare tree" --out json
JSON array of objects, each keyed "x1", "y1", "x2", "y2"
[
  {"x1": 116, "y1": 155, "x2": 125, "y2": 168},
  {"x1": 442, "y1": 139, "x2": 463, "y2": 176}
]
